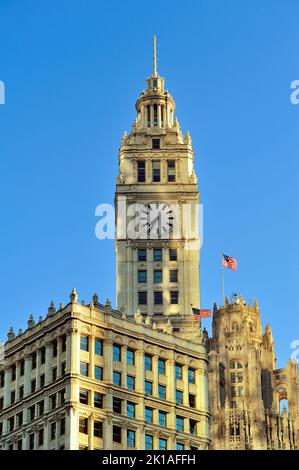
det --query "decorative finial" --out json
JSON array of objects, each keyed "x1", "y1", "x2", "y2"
[
  {"x1": 8, "y1": 326, "x2": 15, "y2": 341},
  {"x1": 153, "y1": 35, "x2": 157, "y2": 77},
  {"x1": 93, "y1": 293, "x2": 99, "y2": 306},
  {"x1": 27, "y1": 314, "x2": 35, "y2": 329},
  {"x1": 47, "y1": 301, "x2": 56, "y2": 317},
  {"x1": 70, "y1": 288, "x2": 78, "y2": 303}
]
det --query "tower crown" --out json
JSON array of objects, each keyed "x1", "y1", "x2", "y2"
[{"x1": 135, "y1": 36, "x2": 175, "y2": 131}]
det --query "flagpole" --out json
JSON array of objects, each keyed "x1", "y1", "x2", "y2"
[{"x1": 222, "y1": 266, "x2": 225, "y2": 305}]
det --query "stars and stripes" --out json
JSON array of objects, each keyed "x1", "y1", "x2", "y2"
[
  {"x1": 222, "y1": 254, "x2": 237, "y2": 271},
  {"x1": 192, "y1": 308, "x2": 211, "y2": 320}
]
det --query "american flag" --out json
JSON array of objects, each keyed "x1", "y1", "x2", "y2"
[
  {"x1": 192, "y1": 308, "x2": 211, "y2": 320},
  {"x1": 222, "y1": 254, "x2": 237, "y2": 271}
]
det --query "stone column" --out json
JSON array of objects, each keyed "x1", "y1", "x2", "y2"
[
  {"x1": 3, "y1": 366, "x2": 12, "y2": 408},
  {"x1": 103, "y1": 340, "x2": 113, "y2": 384},
  {"x1": 36, "y1": 350, "x2": 41, "y2": 389},
  {"x1": 183, "y1": 365, "x2": 189, "y2": 406},
  {"x1": 57, "y1": 337, "x2": 62, "y2": 377},
  {"x1": 157, "y1": 104, "x2": 161, "y2": 127},
  {"x1": 89, "y1": 336, "x2": 95, "y2": 379},
  {"x1": 24, "y1": 355, "x2": 32, "y2": 396},
  {"x1": 88, "y1": 414, "x2": 94, "y2": 450},
  {"x1": 15, "y1": 362, "x2": 20, "y2": 401},
  {"x1": 167, "y1": 359, "x2": 175, "y2": 402},
  {"x1": 136, "y1": 350, "x2": 144, "y2": 394},
  {"x1": 152, "y1": 356, "x2": 159, "y2": 397},
  {"x1": 150, "y1": 105, "x2": 154, "y2": 128},
  {"x1": 121, "y1": 346, "x2": 127, "y2": 388},
  {"x1": 121, "y1": 425, "x2": 127, "y2": 449},
  {"x1": 103, "y1": 417, "x2": 113, "y2": 450},
  {"x1": 45, "y1": 342, "x2": 53, "y2": 385}
]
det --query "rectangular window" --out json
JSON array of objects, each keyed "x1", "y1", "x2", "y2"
[
  {"x1": 152, "y1": 160, "x2": 161, "y2": 182},
  {"x1": 127, "y1": 375, "x2": 135, "y2": 390},
  {"x1": 153, "y1": 248, "x2": 162, "y2": 261},
  {"x1": 137, "y1": 161, "x2": 146, "y2": 182},
  {"x1": 59, "y1": 389, "x2": 66, "y2": 405},
  {"x1": 158, "y1": 384, "x2": 166, "y2": 399},
  {"x1": 40, "y1": 348, "x2": 45, "y2": 365},
  {"x1": 61, "y1": 362, "x2": 66, "y2": 376},
  {"x1": 138, "y1": 291, "x2": 147, "y2": 305},
  {"x1": 176, "y1": 442, "x2": 184, "y2": 450},
  {"x1": 95, "y1": 339, "x2": 103, "y2": 356},
  {"x1": 169, "y1": 248, "x2": 177, "y2": 261},
  {"x1": 80, "y1": 362, "x2": 89, "y2": 377},
  {"x1": 50, "y1": 394, "x2": 56, "y2": 410},
  {"x1": 167, "y1": 160, "x2": 176, "y2": 182},
  {"x1": 170, "y1": 291, "x2": 179, "y2": 304},
  {"x1": 94, "y1": 421, "x2": 103, "y2": 438},
  {"x1": 79, "y1": 389, "x2": 89, "y2": 405},
  {"x1": 53, "y1": 340, "x2": 58, "y2": 357},
  {"x1": 127, "y1": 430, "x2": 135, "y2": 447},
  {"x1": 38, "y1": 429, "x2": 44, "y2": 447},
  {"x1": 154, "y1": 270, "x2": 163, "y2": 283},
  {"x1": 31, "y1": 380, "x2": 36, "y2": 394},
  {"x1": 158, "y1": 358, "x2": 166, "y2": 375},
  {"x1": 190, "y1": 419, "x2": 197, "y2": 436},
  {"x1": 80, "y1": 336, "x2": 89, "y2": 352},
  {"x1": 52, "y1": 368, "x2": 57, "y2": 382},
  {"x1": 94, "y1": 393, "x2": 103, "y2": 409},
  {"x1": 113, "y1": 397, "x2": 122, "y2": 414},
  {"x1": 127, "y1": 349, "x2": 135, "y2": 366},
  {"x1": 17, "y1": 412, "x2": 23, "y2": 427},
  {"x1": 60, "y1": 418, "x2": 65, "y2": 435},
  {"x1": 169, "y1": 269, "x2": 178, "y2": 283},
  {"x1": 231, "y1": 386, "x2": 237, "y2": 398},
  {"x1": 145, "y1": 434, "x2": 153, "y2": 450},
  {"x1": 152, "y1": 139, "x2": 160, "y2": 150},
  {"x1": 79, "y1": 417, "x2": 88, "y2": 434},
  {"x1": 113, "y1": 425, "x2": 122, "y2": 443},
  {"x1": 19, "y1": 386, "x2": 24, "y2": 399},
  {"x1": 113, "y1": 371, "x2": 121, "y2": 387},
  {"x1": 127, "y1": 402, "x2": 135, "y2": 418},
  {"x1": 159, "y1": 437, "x2": 167, "y2": 450},
  {"x1": 144, "y1": 354, "x2": 152, "y2": 371},
  {"x1": 61, "y1": 335, "x2": 67, "y2": 352},
  {"x1": 145, "y1": 380, "x2": 153, "y2": 395},
  {"x1": 154, "y1": 291, "x2": 163, "y2": 305},
  {"x1": 158, "y1": 411, "x2": 167, "y2": 427},
  {"x1": 138, "y1": 270, "x2": 147, "y2": 283},
  {"x1": 40, "y1": 374, "x2": 45, "y2": 388},
  {"x1": 176, "y1": 416, "x2": 184, "y2": 432},
  {"x1": 51, "y1": 422, "x2": 56, "y2": 440},
  {"x1": 94, "y1": 366, "x2": 103, "y2": 381},
  {"x1": 20, "y1": 359, "x2": 25, "y2": 376},
  {"x1": 11, "y1": 390, "x2": 15, "y2": 404},
  {"x1": 145, "y1": 407, "x2": 153, "y2": 423},
  {"x1": 29, "y1": 433, "x2": 35, "y2": 450},
  {"x1": 188, "y1": 368, "x2": 195, "y2": 384},
  {"x1": 138, "y1": 248, "x2": 147, "y2": 261},
  {"x1": 189, "y1": 394, "x2": 196, "y2": 408},
  {"x1": 31, "y1": 354, "x2": 37, "y2": 370},
  {"x1": 175, "y1": 364, "x2": 183, "y2": 380},
  {"x1": 176, "y1": 390, "x2": 183, "y2": 405},
  {"x1": 113, "y1": 345, "x2": 121, "y2": 362}
]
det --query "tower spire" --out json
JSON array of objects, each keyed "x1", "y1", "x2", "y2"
[{"x1": 153, "y1": 34, "x2": 157, "y2": 77}]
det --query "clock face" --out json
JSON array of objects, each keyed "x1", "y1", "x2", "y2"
[{"x1": 139, "y1": 202, "x2": 175, "y2": 238}]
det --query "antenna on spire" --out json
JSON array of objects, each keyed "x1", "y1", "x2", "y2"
[{"x1": 153, "y1": 35, "x2": 157, "y2": 77}]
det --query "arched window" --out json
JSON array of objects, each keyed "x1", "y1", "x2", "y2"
[
  {"x1": 153, "y1": 104, "x2": 158, "y2": 126},
  {"x1": 230, "y1": 361, "x2": 243, "y2": 398}
]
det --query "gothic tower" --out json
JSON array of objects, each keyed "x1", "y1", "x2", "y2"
[
  {"x1": 115, "y1": 37, "x2": 200, "y2": 320},
  {"x1": 208, "y1": 294, "x2": 299, "y2": 450}
]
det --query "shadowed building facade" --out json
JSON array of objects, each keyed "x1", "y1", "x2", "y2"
[{"x1": 208, "y1": 294, "x2": 299, "y2": 450}]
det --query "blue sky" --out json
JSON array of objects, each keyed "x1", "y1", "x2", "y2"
[{"x1": 0, "y1": 0, "x2": 298, "y2": 367}]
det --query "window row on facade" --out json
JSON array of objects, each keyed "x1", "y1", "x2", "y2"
[
  {"x1": 137, "y1": 159, "x2": 176, "y2": 183},
  {"x1": 137, "y1": 268, "x2": 178, "y2": 284},
  {"x1": 137, "y1": 247, "x2": 177, "y2": 262}
]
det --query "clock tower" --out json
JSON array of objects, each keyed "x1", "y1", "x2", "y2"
[{"x1": 115, "y1": 37, "x2": 200, "y2": 322}]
